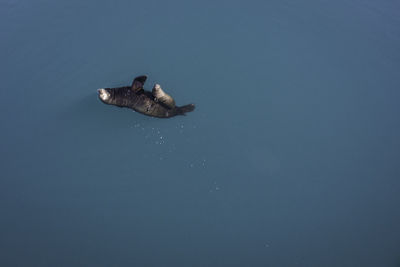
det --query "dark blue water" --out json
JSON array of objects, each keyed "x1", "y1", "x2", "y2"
[{"x1": 1, "y1": 0, "x2": 400, "y2": 266}]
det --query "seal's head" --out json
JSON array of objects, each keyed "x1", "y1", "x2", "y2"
[
  {"x1": 98, "y1": 88, "x2": 111, "y2": 102},
  {"x1": 151, "y1": 83, "x2": 176, "y2": 109},
  {"x1": 152, "y1": 84, "x2": 162, "y2": 98}
]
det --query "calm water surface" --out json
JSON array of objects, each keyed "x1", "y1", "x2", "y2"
[{"x1": 1, "y1": 0, "x2": 400, "y2": 266}]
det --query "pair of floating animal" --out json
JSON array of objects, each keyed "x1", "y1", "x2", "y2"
[{"x1": 98, "y1": 75, "x2": 195, "y2": 118}]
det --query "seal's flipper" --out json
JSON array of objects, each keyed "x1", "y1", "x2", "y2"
[
  {"x1": 176, "y1": 104, "x2": 195, "y2": 115},
  {"x1": 131, "y1": 75, "x2": 147, "y2": 92},
  {"x1": 152, "y1": 84, "x2": 176, "y2": 109}
]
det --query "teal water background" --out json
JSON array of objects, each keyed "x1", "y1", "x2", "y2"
[{"x1": 1, "y1": 0, "x2": 400, "y2": 266}]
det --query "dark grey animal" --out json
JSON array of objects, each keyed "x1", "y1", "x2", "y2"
[{"x1": 98, "y1": 75, "x2": 195, "y2": 118}]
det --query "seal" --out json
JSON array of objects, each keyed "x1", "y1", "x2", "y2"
[
  {"x1": 152, "y1": 84, "x2": 175, "y2": 109},
  {"x1": 98, "y1": 75, "x2": 195, "y2": 118}
]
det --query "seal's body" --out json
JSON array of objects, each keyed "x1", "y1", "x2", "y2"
[{"x1": 98, "y1": 75, "x2": 195, "y2": 118}]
